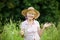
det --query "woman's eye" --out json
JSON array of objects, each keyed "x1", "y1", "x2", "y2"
[{"x1": 31, "y1": 13, "x2": 34, "y2": 15}]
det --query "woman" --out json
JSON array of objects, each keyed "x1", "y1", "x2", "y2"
[{"x1": 20, "y1": 7, "x2": 51, "y2": 40}]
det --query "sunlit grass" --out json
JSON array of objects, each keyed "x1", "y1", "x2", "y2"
[
  {"x1": 41, "y1": 24, "x2": 58, "y2": 40},
  {"x1": 1, "y1": 20, "x2": 24, "y2": 40},
  {"x1": 0, "y1": 20, "x2": 60, "y2": 40}
]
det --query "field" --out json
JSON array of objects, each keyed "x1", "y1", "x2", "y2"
[{"x1": 0, "y1": 20, "x2": 60, "y2": 40}]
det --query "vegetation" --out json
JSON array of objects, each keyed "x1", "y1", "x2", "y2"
[
  {"x1": 0, "y1": 0, "x2": 60, "y2": 40},
  {"x1": 0, "y1": 0, "x2": 60, "y2": 24},
  {"x1": 0, "y1": 20, "x2": 60, "y2": 40}
]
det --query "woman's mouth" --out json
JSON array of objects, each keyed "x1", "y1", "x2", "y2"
[{"x1": 28, "y1": 16, "x2": 33, "y2": 18}]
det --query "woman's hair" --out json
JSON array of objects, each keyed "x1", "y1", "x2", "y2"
[{"x1": 25, "y1": 16, "x2": 27, "y2": 19}]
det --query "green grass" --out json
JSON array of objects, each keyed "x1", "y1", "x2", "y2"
[
  {"x1": 0, "y1": 21, "x2": 60, "y2": 40},
  {"x1": 41, "y1": 24, "x2": 58, "y2": 40},
  {"x1": 0, "y1": 20, "x2": 24, "y2": 40},
  {"x1": 56, "y1": 22, "x2": 60, "y2": 40}
]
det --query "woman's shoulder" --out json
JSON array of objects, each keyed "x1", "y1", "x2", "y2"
[
  {"x1": 21, "y1": 20, "x2": 27, "y2": 24},
  {"x1": 34, "y1": 20, "x2": 39, "y2": 23},
  {"x1": 34, "y1": 20, "x2": 40, "y2": 27}
]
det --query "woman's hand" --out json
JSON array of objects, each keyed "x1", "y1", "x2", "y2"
[
  {"x1": 43, "y1": 23, "x2": 52, "y2": 28},
  {"x1": 20, "y1": 30, "x2": 24, "y2": 37}
]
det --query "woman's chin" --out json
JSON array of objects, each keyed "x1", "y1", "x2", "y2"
[{"x1": 28, "y1": 18, "x2": 33, "y2": 20}]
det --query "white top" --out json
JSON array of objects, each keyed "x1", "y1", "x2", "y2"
[{"x1": 20, "y1": 20, "x2": 40, "y2": 40}]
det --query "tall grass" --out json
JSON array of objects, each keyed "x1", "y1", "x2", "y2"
[
  {"x1": 41, "y1": 24, "x2": 58, "y2": 40},
  {"x1": 57, "y1": 22, "x2": 60, "y2": 40},
  {"x1": 0, "y1": 20, "x2": 60, "y2": 40},
  {"x1": 1, "y1": 20, "x2": 23, "y2": 40}
]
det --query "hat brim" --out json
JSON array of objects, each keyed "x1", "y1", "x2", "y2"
[{"x1": 21, "y1": 9, "x2": 40, "y2": 19}]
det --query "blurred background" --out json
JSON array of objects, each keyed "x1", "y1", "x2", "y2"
[{"x1": 0, "y1": 0, "x2": 60, "y2": 40}]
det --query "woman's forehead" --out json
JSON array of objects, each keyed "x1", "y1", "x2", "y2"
[{"x1": 27, "y1": 11, "x2": 36, "y2": 14}]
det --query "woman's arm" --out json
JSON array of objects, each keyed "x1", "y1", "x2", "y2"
[
  {"x1": 38, "y1": 26, "x2": 45, "y2": 37},
  {"x1": 20, "y1": 29, "x2": 24, "y2": 37},
  {"x1": 39, "y1": 27, "x2": 45, "y2": 37},
  {"x1": 38, "y1": 23, "x2": 51, "y2": 37},
  {"x1": 20, "y1": 22, "x2": 25, "y2": 37}
]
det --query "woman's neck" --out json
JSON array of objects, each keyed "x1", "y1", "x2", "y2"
[
  {"x1": 27, "y1": 19, "x2": 34, "y2": 24},
  {"x1": 28, "y1": 19, "x2": 33, "y2": 21}
]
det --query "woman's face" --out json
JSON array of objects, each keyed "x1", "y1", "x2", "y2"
[{"x1": 26, "y1": 11, "x2": 35, "y2": 20}]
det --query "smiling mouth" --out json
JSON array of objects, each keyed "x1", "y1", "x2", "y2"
[{"x1": 28, "y1": 16, "x2": 33, "y2": 17}]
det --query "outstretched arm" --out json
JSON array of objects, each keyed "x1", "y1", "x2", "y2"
[
  {"x1": 38, "y1": 23, "x2": 51, "y2": 37},
  {"x1": 38, "y1": 26, "x2": 45, "y2": 37}
]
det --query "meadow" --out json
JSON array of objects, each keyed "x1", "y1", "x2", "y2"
[{"x1": 0, "y1": 20, "x2": 60, "y2": 40}]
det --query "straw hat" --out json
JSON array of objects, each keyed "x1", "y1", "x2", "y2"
[{"x1": 21, "y1": 7, "x2": 40, "y2": 19}]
